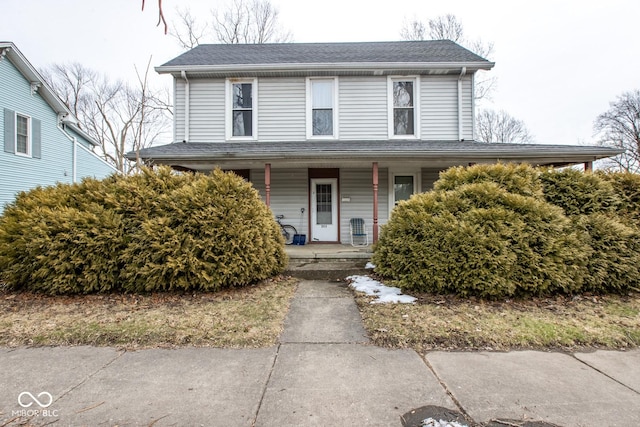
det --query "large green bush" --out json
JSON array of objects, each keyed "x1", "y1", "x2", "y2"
[
  {"x1": 434, "y1": 163, "x2": 543, "y2": 198},
  {"x1": 374, "y1": 163, "x2": 640, "y2": 298},
  {"x1": 540, "y1": 168, "x2": 620, "y2": 216},
  {"x1": 598, "y1": 171, "x2": 640, "y2": 222},
  {"x1": 373, "y1": 181, "x2": 586, "y2": 298},
  {"x1": 0, "y1": 167, "x2": 286, "y2": 294}
]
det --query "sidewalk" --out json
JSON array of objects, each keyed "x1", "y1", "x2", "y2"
[{"x1": 0, "y1": 280, "x2": 639, "y2": 426}]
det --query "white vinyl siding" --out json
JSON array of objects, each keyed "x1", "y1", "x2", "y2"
[
  {"x1": 461, "y1": 76, "x2": 474, "y2": 140},
  {"x1": 174, "y1": 79, "x2": 186, "y2": 142},
  {"x1": 259, "y1": 78, "x2": 306, "y2": 141},
  {"x1": 252, "y1": 168, "x2": 309, "y2": 236},
  {"x1": 421, "y1": 75, "x2": 467, "y2": 140},
  {"x1": 340, "y1": 168, "x2": 388, "y2": 244},
  {"x1": 339, "y1": 77, "x2": 388, "y2": 140},
  {"x1": 190, "y1": 79, "x2": 225, "y2": 142},
  {"x1": 421, "y1": 168, "x2": 441, "y2": 192}
]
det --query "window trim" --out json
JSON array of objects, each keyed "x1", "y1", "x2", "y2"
[
  {"x1": 388, "y1": 170, "x2": 421, "y2": 213},
  {"x1": 387, "y1": 76, "x2": 420, "y2": 139},
  {"x1": 15, "y1": 112, "x2": 31, "y2": 157},
  {"x1": 306, "y1": 77, "x2": 339, "y2": 140},
  {"x1": 226, "y1": 78, "x2": 258, "y2": 141}
]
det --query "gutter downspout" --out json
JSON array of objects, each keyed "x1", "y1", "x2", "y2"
[
  {"x1": 181, "y1": 70, "x2": 190, "y2": 143},
  {"x1": 57, "y1": 118, "x2": 78, "y2": 183},
  {"x1": 458, "y1": 67, "x2": 466, "y2": 141}
]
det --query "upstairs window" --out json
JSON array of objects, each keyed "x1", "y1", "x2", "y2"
[
  {"x1": 16, "y1": 114, "x2": 30, "y2": 155},
  {"x1": 307, "y1": 78, "x2": 337, "y2": 139},
  {"x1": 227, "y1": 79, "x2": 257, "y2": 139},
  {"x1": 388, "y1": 77, "x2": 419, "y2": 138},
  {"x1": 4, "y1": 109, "x2": 40, "y2": 158}
]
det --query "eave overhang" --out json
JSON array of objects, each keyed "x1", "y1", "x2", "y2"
[
  {"x1": 126, "y1": 141, "x2": 623, "y2": 171},
  {"x1": 156, "y1": 61, "x2": 495, "y2": 78}
]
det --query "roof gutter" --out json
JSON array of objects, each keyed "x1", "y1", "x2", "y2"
[{"x1": 156, "y1": 61, "x2": 495, "y2": 75}]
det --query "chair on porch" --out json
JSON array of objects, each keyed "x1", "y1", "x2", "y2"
[{"x1": 349, "y1": 218, "x2": 369, "y2": 247}]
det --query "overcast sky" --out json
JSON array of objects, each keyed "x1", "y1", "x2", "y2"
[{"x1": 3, "y1": 0, "x2": 639, "y2": 146}]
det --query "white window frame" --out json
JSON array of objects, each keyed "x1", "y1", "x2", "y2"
[
  {"x1": 388, "y1": 170, "x2": 421, "y2": 213},
  {"x1": 306, "y1": 77, "x2": 339, "y2": 139},
  {"x1": 226, "y1": 78, "x2": 258, "y2": 140},
  {"x1": 15, "y1": 113, "x2": 31, "y2": 157},
  {"x1": 387, "y1": 76, "x2": 420, "y2": 139}
]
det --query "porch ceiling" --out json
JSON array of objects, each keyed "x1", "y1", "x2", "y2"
[{"x1": 127, "y1": 140, "x2": 622, "y2": 172}]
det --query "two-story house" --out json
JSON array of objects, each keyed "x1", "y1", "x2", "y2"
[
  {"x1": 130, "y1": 41, "x2": 621, "y2": 244},
  {"x1": 0, "y1": 42, "x2": 116, "y2": 214}
]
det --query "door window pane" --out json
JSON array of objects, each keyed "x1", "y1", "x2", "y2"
[
  {"x1": 316, "y1": 183, "x2": 333, "y2": 225},
  {"x1": 394, "y1": 176, "x2": 414, "y2": 205}
]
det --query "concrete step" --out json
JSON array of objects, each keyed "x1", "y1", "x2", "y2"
[{"x1": 286, "y1": 258, "x2": 370, "y2": 280}]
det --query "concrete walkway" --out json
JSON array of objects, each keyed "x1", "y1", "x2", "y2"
[{"x1": 1, "y1": 280, "x2": 639, "y2": 426}]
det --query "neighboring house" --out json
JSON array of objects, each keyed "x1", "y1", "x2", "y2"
[
  {"x1": 129, "y1": 41, "x2": 621, "y2": 244},
  {"x1": 0, "y1": 41, "x2": 116, "y2": 213}
]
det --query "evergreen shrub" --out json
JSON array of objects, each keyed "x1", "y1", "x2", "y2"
[
  {"x1": 372, "y1": 180, "x2": 586, "y2": 298},
  {"x1": 0, "y1": 167, "x2": 286, "y2": 294},
  {"x1": 373, "y1": 163, "x2": 640, "y2": 298},
  {"x1": 540, "y1": 168, "x2": 620, "y2": 216}
]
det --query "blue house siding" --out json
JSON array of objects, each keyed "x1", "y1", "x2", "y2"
[{"x1": 0, "y1": 48, "x2": 116, "y2": 213}]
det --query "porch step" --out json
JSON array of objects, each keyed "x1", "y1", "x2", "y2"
[
  {"x1": 286, "y1": 259, "x2": 370, "y2": 280},
  {"x1": 284, "y1": 244, "x2": 372, "y2": 280}
]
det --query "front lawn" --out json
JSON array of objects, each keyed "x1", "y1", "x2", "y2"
[
  {"x1": 354, "y1": 287, "x2": 640, "y2": 351},
  {"x1": 0, "y1": 277, "x2": 297, "y2": 349}
]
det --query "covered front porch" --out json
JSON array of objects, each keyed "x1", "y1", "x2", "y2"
[{"x1": 129, "y1": 140, "x2": 623, "y2": 244}]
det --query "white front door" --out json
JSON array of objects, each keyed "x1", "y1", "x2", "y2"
[{"x1": 311, "y1": 178, "x2": 338, "y2": 242}]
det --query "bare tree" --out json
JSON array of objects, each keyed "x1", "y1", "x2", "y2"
[
  {"x1": 427, "y1": 14, "x2": 464, "y2": 42},
  {"x1": 594, "y1": 89, "x2": 640, "y2": 172},
  {"x1": 400, "y1": 14, "x2": 495, "y2": 101},
  {"x1": 42, "y1": 60, "x2": 171, "y2": 174},
  {"x1": 399, "y1": 17, "x2": 426, "y2": 41},
  {"x1": 476, "y1": 109, "x2": 534, "y2": 144},
  {"x1": 171, "y1": 7, "x2": 209, "y2": 50},
  {"x1": 171, "y1": 0, "x2": 292, "y2": 48}
]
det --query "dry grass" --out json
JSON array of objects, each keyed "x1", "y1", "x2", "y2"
[
  {"x1": 0, "y1": 277, "x2": 297, "y2": 349},
  {"x1": 354, "y1": 288, "x2": 640, "y2": 352}
]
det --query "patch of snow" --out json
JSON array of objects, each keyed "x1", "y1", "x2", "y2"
[
  {"x1": 421, "y1": 418, "x2": 469, "y2": 427},
  {"x1": 365, "y1": 262, "x2": 375, "y2": 269},
  {"x1": 346, "y1": 275, "x2": 416, "y2": 304}
]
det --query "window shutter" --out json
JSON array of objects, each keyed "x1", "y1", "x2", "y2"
[
  {"x1": 3, "y1": 108, "x2": 14, "y2": 153},
  {"x1": 32, "y1": 118, "x2": 41, "y2": 158}
]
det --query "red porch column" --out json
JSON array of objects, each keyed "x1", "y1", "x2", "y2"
[
  {"x1": 584, "y1": 161, "x2": 593, "y2": 172},
  {"x1": 265, "y1": 163, "x2": 271, "y2": 207},
  {"x1": 372, "y1": 162, "x2": 379, "y2": 243}
]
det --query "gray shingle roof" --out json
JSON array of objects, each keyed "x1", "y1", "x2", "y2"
[
  {"x1": 160, "y1": 40, "x2": 491, "y2": 68},
  {"x1": 127, "y1": 140, "x2": 622, "y2": 166}
]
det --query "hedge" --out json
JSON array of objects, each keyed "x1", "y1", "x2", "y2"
[
  {"x1": 373, "y1": 163, "x2": 640, "y2": 298},
  {"x1": 0, "y1": 167, "x2": 286, "y2": 294},
  {"x1": 373, "y1": 181, "x2": 585, "y2": 298}
]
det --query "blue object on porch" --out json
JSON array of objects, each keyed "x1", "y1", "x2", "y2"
[
  {"x1": 349, "y1": 218, "x2": 369, "y2": 247},
  {"x1": 293, "y1": 234, "x2": 306, "y2": 245}
]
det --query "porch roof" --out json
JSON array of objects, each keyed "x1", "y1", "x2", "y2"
[{"x1": 126, "y1": 140, "x2": 623, "y2": 171}]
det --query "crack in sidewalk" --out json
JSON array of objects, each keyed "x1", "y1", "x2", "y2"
[
  {"x1": 251, "y1": 343, "x2": 281, "y2": 427},
  {"x1": 571, "y1": 354, "x2": 640, "y2": 395},
  {"x1": 419, "y1": 352, "x2": 477, "y2": 426},
  {"x1": 53, "y1": 349, "x2": 127, "y2": 406}
]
